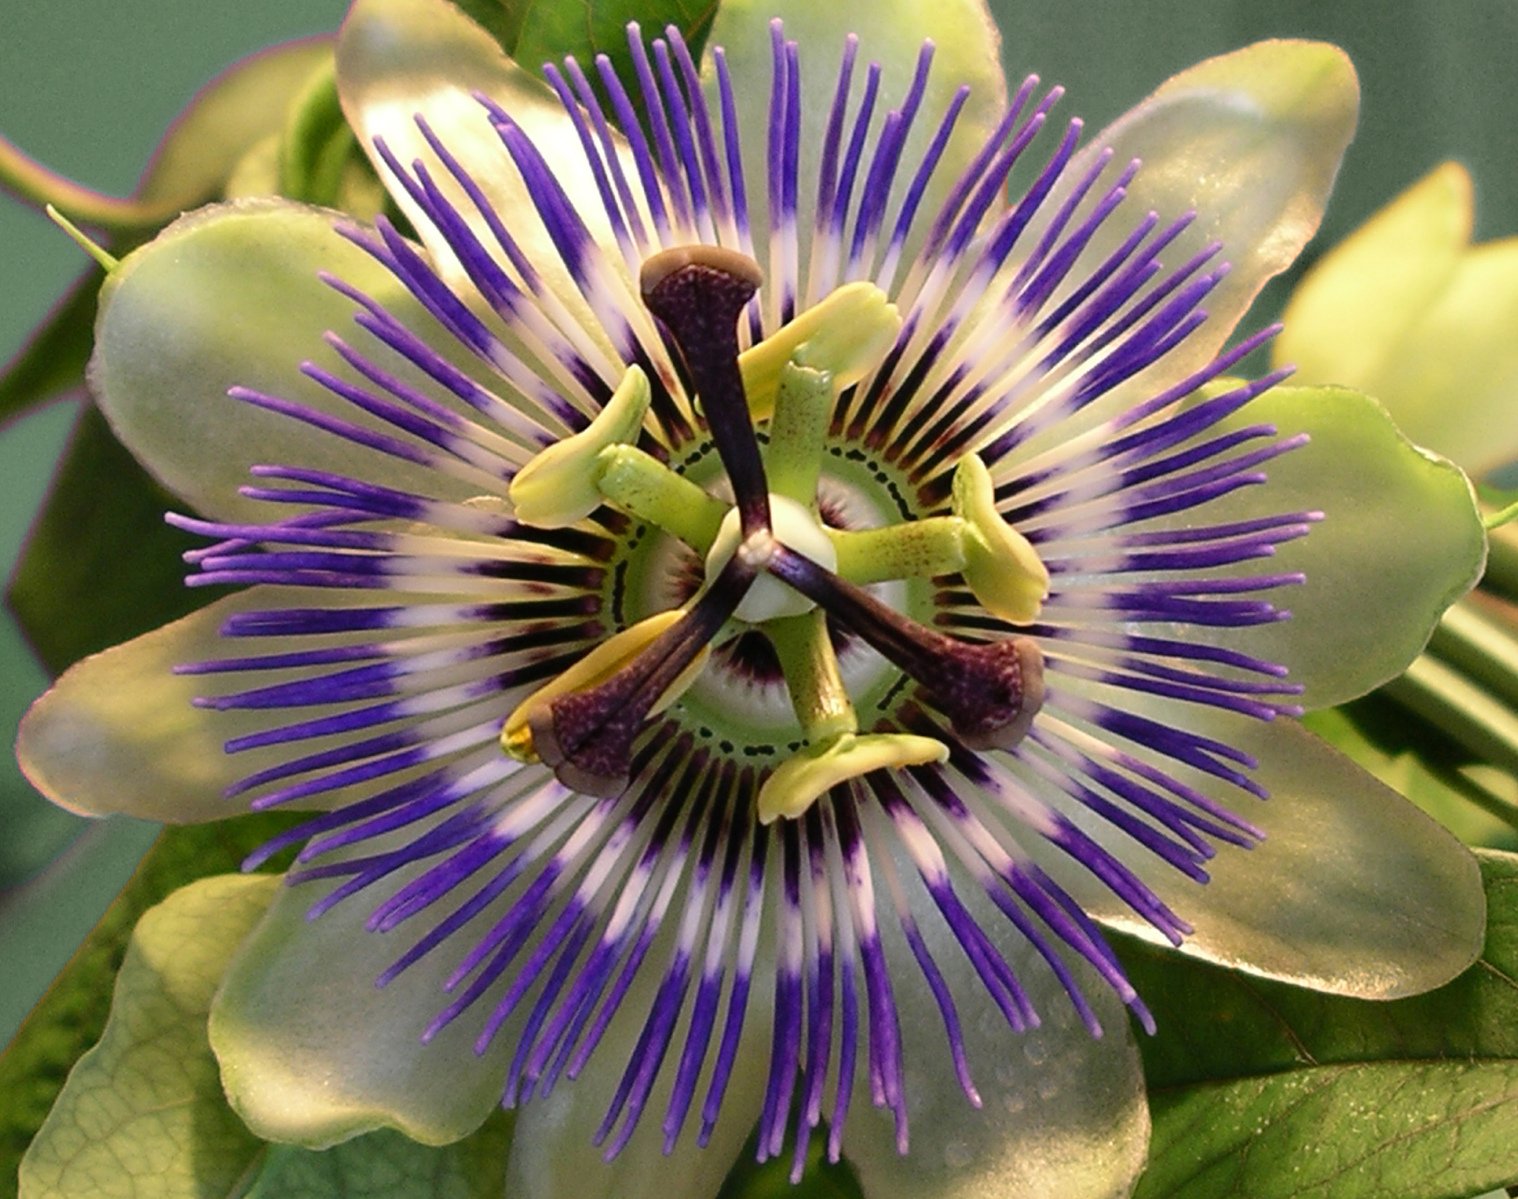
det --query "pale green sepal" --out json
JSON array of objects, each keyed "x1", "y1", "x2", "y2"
[
  {"x1": 1275, "y1": 163, "x2": 1470, "y2": 398},
  {"x1": 703, "y1": 0, "x2": 1007, "y2": 292},
  {"x1": 137, "y1": 38, "x2": 336, "y2": 209},
  {"x1": 226, "y1": 132, "x2": 285, "y2": 199},
  {"x1": 16, "y1": 587, "x2": 418, "y2": 824},
  {"x1": 952, "y1": 454, "x2": 1048, "y2": 624},
  {"x1": 758, "y1": 733, "x2": 948, "y2": 823},
  {"x1": 90, "y1": 200, "x2": 502, "y2": 523},
  {"x1": 739, "y1": 283, "x2": 900, "y2": 422},
  {"x1": 247, "y1": 1122, "x2": 512, "y2": 1199},
  {"x1": 337, "y1": 0, "x2": 620, "y2": 337},
  {"x1": 595, "y1": 445, "x2": 728, "y2": 551},
  {"x1": 210, "y1": 858, "x2": 515, "y2": 1148},
  {"x1": 1203, "y1": 384, "x2": 1486, "y2": 710},
  {"x1": 1063, "y1": 705, "x2": 1486, "y2": 1000},
  {"x1": 18, "y1": 874, "x2": 277, "y2": 1199},
  {"x1": 1338, "y1": 237, "x2": 1518, "y2": 480},
  {"x1": 276, "y1": 55, "x2": 392, "y2": 222},
  {"x1": 1279, "y1": 162, "x2": 1518, "y2": 478},
  {"x1": 280, "y1": 57, "x2": 353, "y2": 203},
  {"x1": 1039, "y1": 41, "x2": 1357, "y2": 418},
  {"x1": 845, "y1": 857, "x2": 1149, "y2": 1199},
  {"x1": 510, "y1": 366, "x2": 651, "y2": 527}
]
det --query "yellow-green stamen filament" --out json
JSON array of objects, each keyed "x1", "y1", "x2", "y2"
[
  {"x1": 771, "y1": 611, "x2": 856, "y2": 743},
  {"x1": 764, "y1": 362, "x2": 834, "y2": 508},
  {"x1": 831, "y1": 516, "x2": 968, "y2": 586},
  {"x1": 594, "y1": 444, "x2": 727, "y2": 551}
]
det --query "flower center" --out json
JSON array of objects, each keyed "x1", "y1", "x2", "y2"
[
  {"x1": 502, "y1": 246, "x2": 1051, "y2": 816},
  {"x1": 705, "y1": 494, "x2": 837, "y2": 623}
]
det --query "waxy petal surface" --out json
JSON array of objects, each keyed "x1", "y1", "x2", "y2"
[
  {"x1": 846, "y1": 875, "x2": 1148, "y2": 1199},
  {"x1": 91, "y1": 201, "x2": 489, "y2": 522},
  {"x1": 337, "y1": 0, "x2": 617, "y2": 327},
  {"x1": 505, "y1": 950, "x2": 771, "y2": 1199},
  {"x1": 17, "y1": 587, "x2": 452, "y2": 823},
  {"x1": 210, "y1": 855, "x2": 514, "y2": 1148},
  {"x1": 1063, "y1": 707, "x2": 1486, "y2": 999},
  {"x1": 1205, "y1": 385, "x2": 1484, "y2": 710},
  {"x1": 1035, "y1": 40, "x2": 1357, "y2": 422},
  {"x1": 703, "y1": 0, "x2": 1007, "y2": 283}
]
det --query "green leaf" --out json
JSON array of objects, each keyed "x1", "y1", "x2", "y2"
[
  {"x1": 0, "y1": 271, "x2": 97, "y2": 426},
  {"x1": 245, "y1": 1118, "x2": 513, "y2": 1199},
  {"x1": 446, "y1": 0, "x2": 716, "y2": 78},
  {"x1": 17, "y1": 874, "x2": 276, "y2": 1199},
  {"x1": 16, "y1": 870, "x2": 516, "y2": 1199},
  {"x1": 0, "y1": 814, "x2": 299, "y2": 1197},
  {"x1": 277, "y1": 57, "x2": 390, "y2": 219},
  {"x1": 1127, "y1": 850, "x2": 1518, "y2": 1199},
  {"x1": 445, "y1": 0, "x2": 526, "y2": 52},
  {"x1": 509, "y1": 0, "x2": 717, "y2": 80},
  {"x1": 5, "y1": 404, "x2": 228, "y2": 675},
  {"x1": 716, "y1": 1131, "x2": 863, "y2": 1199},
  {"x1": 90, "y1": 200, "x2": 494, "y2": 523}
]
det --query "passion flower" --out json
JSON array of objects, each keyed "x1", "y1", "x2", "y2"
[{"x1": 18, "y1": 0, "x2": 1486, "y2": 1195}]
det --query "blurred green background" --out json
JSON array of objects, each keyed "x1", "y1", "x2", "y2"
[{"x1": 1, "y1": 0, "x2": 1516, "y2": 1049}]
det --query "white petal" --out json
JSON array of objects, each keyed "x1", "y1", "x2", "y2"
[
  {"x1": 505, "y1": 956, "x2": 771, "y2": 1199},
  {"x1": 1037, "y1": 40, "x2": 1358, "y2": 415},
  {"x1": 702, "y1": 0, "x2": 1007, "y2": 292},
  {"x1": 337, "y1": 0, "x2": 617, "y2": 328},
  {"x1": 1206, "y1": 385, "x2": 1484, "y2": 709}
]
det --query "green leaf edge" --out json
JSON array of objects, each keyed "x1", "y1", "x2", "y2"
[
  {"x1": 1127, "y1": 849, "x2": 1518, "y2": 1199},
  {"x1": 0, "y1": 813, "x2": 301, "y2": 1199}
]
